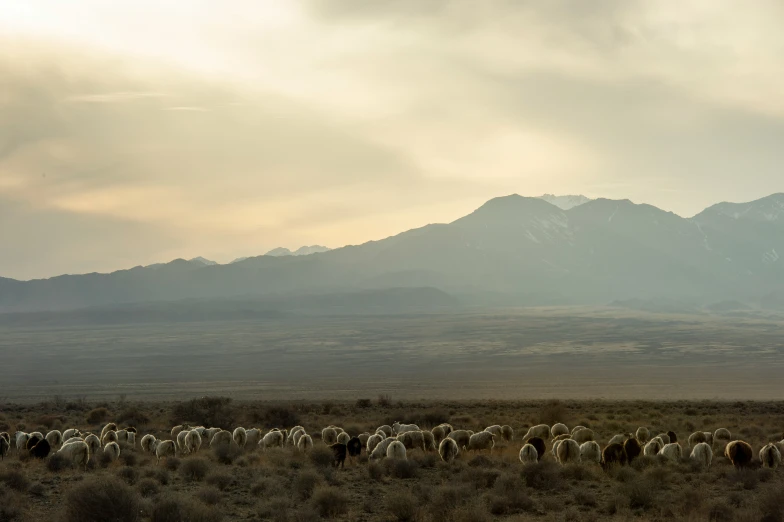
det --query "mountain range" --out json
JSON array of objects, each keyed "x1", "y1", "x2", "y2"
[{"x1": 1, "y1": 193, "x2": 782, "y2": 314}]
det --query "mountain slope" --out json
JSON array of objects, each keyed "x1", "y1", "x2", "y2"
[{"x1": 2, "y1": 193, "x2": 784, "y2": 312}]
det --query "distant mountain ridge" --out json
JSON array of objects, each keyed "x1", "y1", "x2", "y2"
[
  {"x1": 1, "y1": 193, "x2": 782, "y2": 313},
  {"x1": 265, "y1": 245, "x2": 331, "y2": 257},
  {"x1": 537, "y1": 194, "x2": 592, "y2": 210}
]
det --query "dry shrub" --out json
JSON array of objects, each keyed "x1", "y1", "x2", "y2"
[
  {"x1": 251, "y1": 406, "x2": 300, "y2": 428},
  {"x1": 294, "y1": 470, "x2": 322, "y2": 500},
  {"x1": 258, "y1": 498, "x2": 294, "y2": 522},
  {"x1": 150, "y1": 494, "x2": 223, "y2": 522},
  {"x1": 117, "y1": 407, "x2": 150, "y2": 427},
  {"x1": 180, "y1": 458, "x2": 209, "y2": 482},
  {"x1": 117, "y1": 466, "x2": 139, "y2": 485},
  {"x1": 0, "y1": 470, "x2": 29, "y2": 492},
  {"x1": 251, "y1": 478, "x2": 284, "y2": 498},
  {"x1": 144, "y1": 468, "x2": 170, "y2": 485},
  {"x1": 0, "y1": 488, "x2": 23, "y2": 521},
  {"x1": 121, "y1": 452, "x2": 138, "y2": 467},
  {"x1": 427, "y1": 485, "x2": 470, "y2": 522},
  {"x1": 63, "y1": 476, "x2": 140, "y2": 522},
  {"x1": 308, "y1": 446, "x2": 334, "y2": 468},
  {"x1": 451, "y1": 502, "x2": 492, "y2": 522},
  {"x1": 384, "y1": 458, "x2": 419, "y2": 479},
  {"x1": 622, "y1": 477, "x2": 657, "y2": 511},
  {"x1": 355, "y1": 398, "x2": 372, "y2": 409},
  {"x1": 560, "y1": 463, "x2": 600, "y2": 482},
  {"x1": 137, "y1": 478, "x2": 160, "y2": 498},
  {"x1": 412, "y1": 452, "x2": 438, "y2": 469},
  {"x1": 205, "y1": 472, "x2": 233, "y2": 491},
  {"x1": 385, "y1": 489, "x2": 418, "y2": 522},
  {"x1": 574, "y1": 489, "x2": 598, "y2": 507},
  {"x1": 36, "y1": 414, "x2": 63, "y2": 429},
  {"x1": 367, "y1": 461, "x2": 385, "y2": 481},
  {"x1": 728, "y1": 469, "x2": 759, "y2": 490},
  {"x1": 86, "y1": 407, "x2": 110, "y2": 424},
  {"x1": 520, "y1": 461, "x2": 562, "y2": 491},
  {"x1": 407, "y1": 409, "x2": 450, "y2": 428},
  {"x1": 196, "y1": 487, "x2": 222, "y2": 506},
  {"x1": 212, "y1": 442, "x2": 241, "y2": 464},
  {"x1": 539, "y1": 400, "x2": 569, "y2": 426},
  {"x1": 488, "y1": 473, "x2": 534, "y2": 515},
  {"x1": 311, "y1": 486, "x2": 349, "y2": 518},
  {"x1": 758, "y1": 485, "x2": 784, "y2": 522},
  {"x1": 28, "y1": 483, "x2": 46, "y2": 497},
  {"x1": 164, "y1": 457, "x2": 181, "y2": 472},
  {"x1": 707, "y1": 500, "x2": 734, "y2": 522},
  {"x1": 171, "y1": 397, "x2": 234, "y2": 429},
  {"x1": 459, "y1": 467, "x2": 499, "y2": 489},
  {"x1": 467, "y1": 455, "x2": 492, "y2": 468}
]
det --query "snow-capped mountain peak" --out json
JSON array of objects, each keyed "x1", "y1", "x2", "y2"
[{"x1": 537, "y1": 194, "x2": 592, "y2": 210}]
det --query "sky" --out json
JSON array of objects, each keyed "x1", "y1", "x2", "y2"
[{"x1": 1, "y1": 0, "x2": 783, "y2": 280}]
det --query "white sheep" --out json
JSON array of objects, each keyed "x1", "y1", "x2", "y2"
[
  {"x1": 656, "y1": 433, "x2": 671, "y2": 445},
  {"x1": 556, "y1": 439, "x2": 581, "y2": 464},
  {"x1": 571, "y1": 425, "x2": 586, "y2": 435},
  {"x1": 337, "y1": 432, "x2": 351, "y2": 445},
  {"x1": 287, "y1": 427, "x2": 305, "y2": 446},
  {"x1": 209, "y1": 430, "x2": 233, "y2": 448},
  {"x1": 366, "y1": 433, "x2": 384, "y2": 454},
  {"x1": 233, "y1": 427, "x2": 247, "y2": 448},
  {"x1": 523, "y1": 424, "x2": 551, "y2": 441},
  {"x1": 294, "y1": 434, "x2": 311, "y2": 453},
  {"x1": 519, "y1": 444, "x2": 538, "y2": 464},
  {"x1": 392, "y1": 422, "x2": 420, "y2": 435},
  {"x1": 62, "y1": 428, "x2": 80, "y2": 441},
  {"x1": 101, "y1": 430, "x2": 118, "y2": 446},
  {"x1": 643, "y1": 438, "x2": 663, "y2": 457},
  {"x1": 293, "y1": 429, "x2": 306, "y2": 447},
  {"x1": 551, "y1": 439, "x2": 563, "y2": 459},
  {"x1": 659, "y1": 443, "x2": 683, "y2": 462},
  {"x1": 759, "y1": 443, "x2": 781, "y2": 469},
  {"x1": 485, "y1": 425, "x2": 504, "y2": 439},
  {"x1": 171, "y1": 424, "x2": 189, "y2": 440},
  {"x1": 204, "y1": 427, "x2": 221, "y2": 443},
  {"x1": 115, "y1": 429, "x2": 129, "y2": 444},
  {"x1": 358, "y1": 432, "x2": 371, "y2": 447},
  {"x1": 607, "y1": 434, "x2": 627, "y2": 446},
  {"x1": 57, "y1": 440, "x2": 90, "y2": 470},
  {"x1": 321, "y1": 428, "x2": 338, "y2": 445},
  {"x1": 468, "y1": 431, "x2": 495, "y2": 453},
  {"x1": 447, "y1": 430, "x2": 472, "y2": 451},
  {"x1": 432, "y1": 426, "x2": 446, "y2": 445},
  {"x1": 370, "y1": 437, "x2": 396, "y2": 461},
  {"x1": 501, "y1": 425, "x2": 514, "y2": 442},
  {"x1": 0, "y1": 437, "x2": 8, "y2": 460},
  {"x1": 176, "y1": 430, "x2": 190, "y2": 453},
  {"x1": 246, "y1": 428, "x2": 262, "y2": 448},
  {"x1": 713, "y1": 428, "x2": 731, "y2": 444},
  {"x1": 376, "y1": 425, "x2": 393, "y2": 438},
  {"x1": 154, "y1": 440, "x2": 177, "y2": 464},
  {"x1": 439, "y1": 437, "x2": 459, "y2": 463},
  {"x1": 141, "y1": 434, "x2": 157, "y2": 453},
  {"x1": 572, "y1": 428, "x2": 595, "y2": 444},
  {"x1": 422, "y1": 430, "x2": 437, "y2": 451},
  {"x1": 690, "y1": 442, "x2": 713, "y2": 468},
  {"x1": 100, "y1": 423, "x2": 117, "y2": 441},
  {"x1": 127, "y1": 432, "x2": 136, "y2": 447},
  {"x1": 386, "y1": 440, "x2": 407, "y2": 460},
  {"x1": 186, "y1": 430, "x2": 202, "y2": 454},
  {"x1": 103, "y1": 441, "x2": 121, "y2": 462},
  {"x1": 45, "y1": 430, "x2": 63, "y2": 448},
  {"x1": 579, "y1": 441, "x2": 602, "y2": 464},
  {"x1": 260, "y1": 430, "x2": 284, "y2": 450},
  {"x1": 85, "y1": 434, "x2": 101, "y2": 456},
  {"x1": 14, "y1": 431, "x2": 29, "y2": 451},
  {"x1": 635, "y1": 427, "x2": 649, "y2": 443},
  {"x1": 551, "y1": 423, "x2": 569, "y2": 438},
  {"x1": 396, "y1": 431, "x2": 426, "y2": 452}
]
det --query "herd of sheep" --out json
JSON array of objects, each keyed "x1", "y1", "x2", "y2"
[{"x1": 2, "y1": 420, "x2": 782, "y2": 473}]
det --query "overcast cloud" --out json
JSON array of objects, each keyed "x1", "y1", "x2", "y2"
[{"x1": 1, "y1": 0, "x2": 782, "y2": 279}]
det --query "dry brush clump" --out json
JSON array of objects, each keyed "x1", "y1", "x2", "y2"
[
  {"x1": 311, "y1": 486, "x2": 349, "y2": 518},
  {"x1": 63, "y1": 476, "x2": 140, "y2": 522},
  {"x1": 180, "y1": 458, "x2": 210, "y2": 482}
]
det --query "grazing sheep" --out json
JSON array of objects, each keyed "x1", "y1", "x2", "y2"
[
  {"x1": 523, "y1": 424, "x2": 551, "y2": 441},
  {"x1": 62, "y1": 429, "x2": 80, "y2": 441},
  {"x1": 387, "y1": 440, "x2": 407, "y2": 460},
  {"x1": 572, "y1": 428, "x2": 595, "y2": 444},
  {"x1": 45, "y1": 430, "x2": 63, "y2": 448},
  {"x1": 116, "y1": 430, "x2": 129, "y2": 445},
  {"x1": 29, "y1": 439, "x2": 51, "y2": 459},
  {"x1": 552, "y1": 439, "x2": 564, "y2": 459},
  {"x1": 656, "y1": 433, "x2": 671, "y2": 445},
  {"x1": 125, "y1": 427, "x2": 137, "y2": 434},
  {"x1": 422, "y1": 431, "x2": 437, "y2": 452},
  {"x1": 376, "y1": 425, "x2": 393, "y2": 438},
  {"x1": 103, "y1": 442, "x2": 121, "y2": 462},
  {"x1": 438, "y1": 423, "x2": 454, "y2": 435},
  {"x1": 448, "y1": 430, "x2": 473, "y2": 451},
  {"x1": 370, "y1": 437, "x2": 396, "y2": 461},
  {"x1": 759, "y1": 443, "x2": 781, "y2": 469},
  {"x1": 347, "y1": 437, "x2": 363, "y2": 458},
  {"x1": 101, "y1": 430, "x2": 118, "y2": 446},
  {"x1": 14, "y1": 432, "x2": 29, "y2": 451},
  {"x1": 287, "y1": 427, "x2": 305, "y2": 446},
  {"x1": 519, "y1": 444, "x2": 539, "y2": 464},
  {"x1": 526, "y1": 437, "x2": 547, "y2": 461},
  {"x1": 607, "y1": 434, "x2": 628, "y2": 446},
  {"x1": 176, "y1": 430, "x2": 190, "y2": 453},
  {"x1": 644, "y1": 438, "x2": 663, "y2": 456},
  {"x1": 57, "y1": 440, "x2": 90, "y2": 470},
  {"x1": 633, "y1": 427, "x2": 648, "y2": 443},
  {"x1": 624, "y1": 438, "x2": 642, "y2": 463},
  {"x1": 205, "y1": 428, "x2": 221, "y2": 443},
  {"x1": 330, "y1": 443, "x2": 347, "y2": 468},
  {"x1": 366, "y1": 434, "x2": 384, "y2": 454},
  {"x1": 210, "y1": 430, "x2": 233, "y2": 448},
  {"x1": 553, "y1": 434, "x2": 572, "y2": 442},
  {"x1": 293, "y1": 429, "x2": 306, "y2": 448},
  {"x1": 127, "y1": 432, "x2": 136, "y2": 447},
  {"x1": 551, "y1": 423, "x2": 569, "y2": 439},
  {"x1": 154, "y1": 440, "x2": 177, "y2": 464},
  {"x1": 185, "y1": 430, "x2": 202, "y2": 454},
  {"x1": 100, "y1": 423, "x2": 117, "y2": 441},
  {"x1": 468, "y1": 431, "x2": 496, "y2": 453},
  {"x1": 571, "y1": 425, "x2": 586, "y2": 435},
  {"x1": 358, "y1": 432, "x2": 371, "y2": 447},
  {"x1": 233, "y1": 427, "x2": 247, "y2": 448},
  {"x1": 400, "y1": 431, "x2": 427, "y2": 452},
  {"x1": 667, "y1": 431, "x2": 678, "y2": 444},
  {"x1": 0, "y1": 437, "x2": 9, "y2": 460},
  {"x1": 392, "y1": 422, "x2": 420, "y2": 435},
  {"x1": 321, "y1": 428, "x2": 338, "y2": 446},
  {"x1": 601, "y1": 443, "x2": 627, "y2": 470},
  {"x1": 580, "y1": 441, "x2": 602, "y2": 464},
  {"x1": 297, "y1": 434, "x2": 313, "y2": 453},
  {"x1": 725, "y1": 440, "x2": 753, "y2": 469},
  {"x1": 690, "y1": 442, "x2": 713, "y2": 468},
  {"x1": 501, "y1": 425, "x2": 514, "y2": 442},
  {"x1": 84, "y1": 434, "x2": 101, "y2": 455},
  {"x1": 688, "y1": 431, "x2": 710, "y2": 449},
  {"x1": 141, "y1": 434, "x2": 157, "y2": 453},
  {"x1": 260, "y1": 430, "x2": 284, "y2": 450},
  {"x1": 659, "y1": 443, "x2": 683, "y2": 462},
  {"x1": 556, "y1": 439, "x2": 581, "y2": 464},
  {"x1": 170, "y1": 424, "x2": 189, "y2": 440},
  {"x1": 26, "y1": 434, "x2": 43, "y2": 451},
  {"x1": 337, "y1": 432, "x2": 351, "y2": 445},
  {"x1": 0, "y1": 432, "x2": 8, "y2": 444},
  {"x1": 714, "y1": 428, "x2": 731, "y2": 444},
  {"x1": 432, "y1": 426, "x2": 446, "y2": 445},
  {"x1": 439, "y1": 438, "x2": 459, "y2": 463},
  {"x1": 485, "y1": 425, "x2": 503, "y2": 439},
  {"x1": 246, "y1": 428, "x2": 262, "y2": 448}
]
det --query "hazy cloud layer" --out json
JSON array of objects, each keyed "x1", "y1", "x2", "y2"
[{"x1": 1, "y1": 1, "x2": 782, "y2": 279}]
